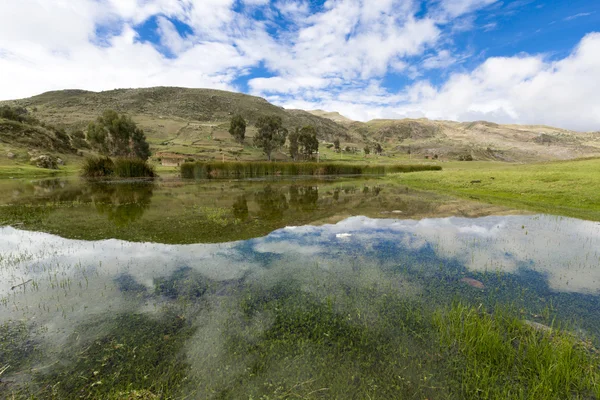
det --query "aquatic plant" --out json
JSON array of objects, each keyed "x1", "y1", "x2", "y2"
[
  {"x1": 180, "y1": 160, "x2": 441, "y2": 179},
  {"x1": 113, "y1": 157, "x2": 156, "y2": 178},
  {"x1": 35, "y1": 313, "x2": 196, "y2": 399},
  {"x1": 82, "y1": 156, "x2": 155, "y2": 178},
  {"x1": 154, "y1": 267, "x2": 210, "y2": 300},
  {"x1": 81, "y1": 156, "x2": 115, "y2": 178}
]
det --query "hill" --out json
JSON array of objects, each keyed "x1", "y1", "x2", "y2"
[{"x1": 1, "y1": 87, "x2": 599, "y2": 164}]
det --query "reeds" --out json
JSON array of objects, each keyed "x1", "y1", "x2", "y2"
[
  {"x1": 82, "y1": 157, "x2": 156, "y2": 178},
  {"x1": 181, "y1": 161, "x2": 441, "y2": 179},
  {"x1": 81, "y1": 156, "x2": 114, "y2": 178},
  {"x1": 113, "y1": 157, "x2": 156, "y2": 178}
]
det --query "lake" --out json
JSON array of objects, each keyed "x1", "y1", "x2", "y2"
[{"x1": 2, "y1": 177, "x2": 600, "y2": 399}]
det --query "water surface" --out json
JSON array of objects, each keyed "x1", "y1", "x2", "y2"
[{"x1": 1, "y1": 178, "x2": 599, "y2": 398}]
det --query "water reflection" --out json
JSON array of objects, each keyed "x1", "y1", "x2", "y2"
[
  {"x1": 2, "y1": 214, "x2": 600, "y2": 397},
  {"x1": 91, "y1": 182, "x2": 154, "y2": 226},
  {"x1": 0, "y1": 178, "x2": 432, "y2": 243},
  {"x1": 255, "y1": 186, "x2": 289, "y2": 220}
]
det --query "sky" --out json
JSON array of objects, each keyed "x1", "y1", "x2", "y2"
[{"x1": 0, "y1": 0, "x2": 599, "y2": 131}]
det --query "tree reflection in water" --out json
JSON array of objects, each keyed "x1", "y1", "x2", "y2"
[{"x1": 91, "y1": 182, "x2": 154, "y2": 227}]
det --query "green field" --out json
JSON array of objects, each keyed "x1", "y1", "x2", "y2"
[{"x1": 393, "y1": 158, "x2": 600, "y2": 221}]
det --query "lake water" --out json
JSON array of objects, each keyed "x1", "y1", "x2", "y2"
[{"x1": 2, "y1": 177, "x2": 600, "y2": 398}]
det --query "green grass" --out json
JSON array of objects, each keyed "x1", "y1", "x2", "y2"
[
  {"x1": 113, "y1": 158, "x2": 156, "y2": 178},
  {"x1": 394, "y1": 158, "x2": 600, "y2": 221},
  {"x1": 0, "y1": 164, "x2": 77, "y2": 179},
  {"x1": 435, "y1": 302, "x2": 600, "y2": 399},
  {"x1": 33, "y1": 313, "x2": 196, "y2": 399},
  {"x1": 181, "y1": 160, "x2": 441, "y2": 179}
]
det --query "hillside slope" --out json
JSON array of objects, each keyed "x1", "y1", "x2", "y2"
[{"x1": 2, "y1": 87, "x2": 599, "y2": 163}]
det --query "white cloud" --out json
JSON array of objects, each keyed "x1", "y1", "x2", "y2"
[
  {"x1": 0, "y1": 0, "x2": 598, "y2": 131},
  {"x1": 434, "y1": 0, "x2": 498, "y2": 20},
  {"x1": 564, "y1": 12, "x2": 594, "y2": 21},
  {"x1": 399, "y1": 33, "x2": 600, "y2": 130},
  {"x1": 422, "y1": 49, "x2": 457, "y2": 69},
  {"x1": 156, "y1": 16, "x2": 188, "y2": 55}
]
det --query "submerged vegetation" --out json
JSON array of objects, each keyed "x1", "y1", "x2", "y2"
[
  {"x1": 82, "y1": 156, "x2": 156, "y2": 178},
  {"x1": 33, "y1": 313, "x2": 196, "y2": 399},
  {"x1": 181, "y1": 160, "x2": 441, "y2": 179}
]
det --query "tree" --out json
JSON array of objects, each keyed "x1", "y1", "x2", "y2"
[
  {"x1": 86, "y1": 110, "x2": 151, "y2": 160},
  {"x1": 132, "y1": 128, "x2": 151, "y2": 160},
  {"x1": 254, "y1": 116, "x2": 288, "y2": 161},
  {"x1": 333, "y1": 138, "x2": 340, "y2": 153},
  {"x1": 229, "y1": 115, "x2": 246, "y2": 144},
  {"x1": 298, "y1": 125, "x2": 318, "y2": 159},
  {"x1": 364, "y1": 145, "x2": 371, "y2": 156},
  {"x1": 374, "y1": 143, "x2": 383, "y2": 155},
  {"x1": 288, "y1": 128, "x2": 299, "y2": 160}
]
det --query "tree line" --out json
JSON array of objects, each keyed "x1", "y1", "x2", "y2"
[
  {"x1": 229, "y1": 114, "x2": 383, "y2": 161},
  {"x1": 229, "y1": 114, "x2": 319, "y2": 161}
]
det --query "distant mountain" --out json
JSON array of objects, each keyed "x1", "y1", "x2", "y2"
[
  {"x1": 307, "y1": 109, "x2": 353, "y2": 123},
  {"x1": 2, "y1": 87, "x2": 599, "y2": 163}
]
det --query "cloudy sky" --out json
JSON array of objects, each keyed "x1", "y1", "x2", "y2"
[{"x1": 1, "y1": 0, "x2": 599, "y2": 130}]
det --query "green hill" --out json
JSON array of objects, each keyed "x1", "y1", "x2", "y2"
[{"x1": 1, "y1": 86, "x2": 599, "y2": 167}]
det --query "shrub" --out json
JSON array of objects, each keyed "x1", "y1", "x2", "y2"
[
  {"x1": 82, "y1": 157, "x2": 155, "y2": 178},
  {"x1": 113, "y1": 158, "x2": 156, "y2": 178},
  {"x1": 82, "y1": 156, "x2": 115, "y2": 178}
]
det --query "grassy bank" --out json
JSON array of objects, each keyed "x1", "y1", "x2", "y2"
[
  {"x1": 394, "y1": 158, "x2": 600, "y2": 221},
  {"x1": 0, "y1": 164, "x2": 78, "y2": 179},
  {"x1": 181, "y1": 160, "x2": 441, "y2": 179}
]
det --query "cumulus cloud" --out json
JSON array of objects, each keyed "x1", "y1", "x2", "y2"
[{"x1": 0, "y1": 0, "x2": 598, "y2": 130}]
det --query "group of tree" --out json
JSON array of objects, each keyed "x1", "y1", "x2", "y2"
[
  {"x1": 254, "y1": 115, "x2": 288, "y2": 161},
  {"x1": 289, "y1": 126, "x2": 318, "y2": 160},
  {"x1": 364, "y1": 143, "x2": 383, "y2": 156},
  {"x1": 87, "y1": 109, "x2": 151, "y2": 161},
  {"x1": 229, "y1": 114, "x2": 320, "y2": 161}
]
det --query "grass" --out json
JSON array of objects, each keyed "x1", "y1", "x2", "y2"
[
  {"x1": 33, "y1": 313, "x2": 196, "y2": 399},
  {"x1": 82, "y1": 156, "x2": 115, "y2": 178},
  {"x1": 394, "y1": 158, "x2": 600, "y2": 221},
  {"x1": 0, "y1": 164, "x2": 77, "y2": 179},
  {"x1": 435, "y1": 302, "x2": 600, "y2": 399},
  {"x1": 188, "y1": 277, "x2": 600, "y2": 399},
  {"x1": 114, "y1": 158, "x2": 156, "y2": 178},
  {"x1": 181, "y1": 160, "x2": 441, "y2": 179}
]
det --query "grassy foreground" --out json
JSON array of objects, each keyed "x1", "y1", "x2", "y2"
[{"x1": 394, "y1": 158, "x2": 600, "y2": 221}]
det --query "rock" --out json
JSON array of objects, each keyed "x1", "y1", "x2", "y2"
[
  {"x1": 31, "y1": 155, "x2": 57, "y2": 169},
  {"x1": 6, "y1": 152, "x2": 15, "y2": 159},
  {"x1": 523, "y1": 320, "x2": 552, "y2": 333},
  {"x1": 391, "y1": 210, "x2": 403, "y2": 214},
  {"x1": 56, "y1": 158, "x2": 64, "y2": 165},
  {"x1": 460, "y1": 277, "x2": 485, "y2": 289}
]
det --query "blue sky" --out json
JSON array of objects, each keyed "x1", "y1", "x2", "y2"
[{"x1": 0, "y1": 0, "x2": 599, "y2": 130}]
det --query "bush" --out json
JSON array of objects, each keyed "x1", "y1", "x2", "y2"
[
  {"x1": 82, "y1": 156, "x2": 115, "y2": 178},
  {"x1": 113, "y1": 158, "x2": 156, "y2": 178},
  {"x1": 82, "y1": 157, "x2": 155, "y2": 178}
]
